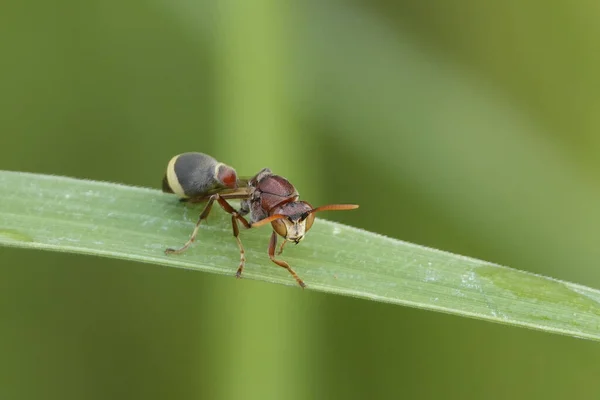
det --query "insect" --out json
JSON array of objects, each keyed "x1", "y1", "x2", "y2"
[{"x1": 162, "y1": 152, "x2": 359, "y2": 288}]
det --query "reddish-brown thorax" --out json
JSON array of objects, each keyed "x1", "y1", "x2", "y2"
[{"x1": 255, "y1": 174, "x2": 299, "y2": 212}]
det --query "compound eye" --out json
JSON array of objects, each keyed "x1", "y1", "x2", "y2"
[
  {"x1": 271, "y1": 218, "x2": 288, "y2": 238},
  {"x1": 304, "y1": 212, "x2": 315, "y2": 232}
]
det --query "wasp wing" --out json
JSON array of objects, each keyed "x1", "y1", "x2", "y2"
[{"x1": 181, "y1": 180, "x2": 252, "y2": 203}]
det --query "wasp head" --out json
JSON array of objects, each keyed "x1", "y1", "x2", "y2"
[{"x1": 270, "y1": 201, "x2": 315, "y2": 243}]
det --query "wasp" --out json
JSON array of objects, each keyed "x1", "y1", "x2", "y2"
[{"x1": 162, "y1": 152, "x2": 359, "y2": 288}]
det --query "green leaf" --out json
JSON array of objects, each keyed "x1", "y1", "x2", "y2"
[{"x1": 1, "y1": 170, "x2": 599, "y2": 340}]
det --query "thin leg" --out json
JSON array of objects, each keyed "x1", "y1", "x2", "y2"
[
  {"x1": 214, "y1": 196, "x2": 252, "y2": 229},
  {"x1": 211, "y1": 196, "x2": 252, "y2": 278},
  {"x1": 268, "y1": 231, "x2": 306, "y2": 288},
  {"x1": 230, "y1": 214, "x2": 246, "y2": 278},
  {"x1": 165, "y1": 194, "x2": 252, "y2": 259},
  {"x1": 276, "y1": 240, "x2": 287, "y2": 256},
  {"x1": 165, "y1": 195, "x2": 217, "y2": 255}
]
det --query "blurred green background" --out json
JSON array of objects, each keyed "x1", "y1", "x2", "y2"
[{"x1": 2, "y1": 0, "x2": 600, "y2": 399}]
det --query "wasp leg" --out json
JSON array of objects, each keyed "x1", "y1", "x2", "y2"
[
  {"x1": 211, "y1": 196, "x2": 252, "y2": 278},
  {"x1": 268, "y1": 231, "x2": 306, "y2": 288},
  {"x1": 229, "y1": 214, "x2": 246, "y2": 278},
  {"x1": 276, "y1": 240, "x2": 287, "y2": 256},
  {"x1": 165, "y1": 194, "x2": 218, "y2": 255},
  {"x1": 165, "y1": 194, "x2": 251, "y2": 258}
]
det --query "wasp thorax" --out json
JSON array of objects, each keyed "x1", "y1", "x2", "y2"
[{"x1": 271, "y1": 201, "x2": 315, "y2": 243}]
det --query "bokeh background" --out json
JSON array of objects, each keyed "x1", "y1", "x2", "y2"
[{"x1": 2, "y1": 1, "x2": 600, "y2": 399}]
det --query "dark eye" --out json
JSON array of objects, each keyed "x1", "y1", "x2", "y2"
[
  {"x1": 271, "y1": 219, "x2": 288, "y2": 237},
  {"x1": 304, "y1": 212, "x2": 315, "y2": 232}
]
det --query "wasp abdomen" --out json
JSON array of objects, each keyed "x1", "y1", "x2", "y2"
[{"x1": 163, "y1": 152, "x2": 237, "y2": 198}]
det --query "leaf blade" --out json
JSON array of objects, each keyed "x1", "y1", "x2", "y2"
[{"x1": 1, "y1": 170, "x2": 599, "y2": 340}]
